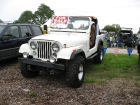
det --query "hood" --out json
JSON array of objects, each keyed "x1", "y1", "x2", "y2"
[{"x1": 32, "y1": 32, "x2": 88, "y2": 47}]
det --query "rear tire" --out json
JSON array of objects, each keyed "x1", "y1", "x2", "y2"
[
  {"x1": 20, "y1": 63, "x2": 39, "y2": 78},
  {"x1": 123, "y1": 35, "x2": 129, "y2": 42},
  {"x1": 94, "y1": 45, "x2": 104, "y2": 64},
  {"x1": 66, "y1": 56, "x2": 85, "y2": 88}
]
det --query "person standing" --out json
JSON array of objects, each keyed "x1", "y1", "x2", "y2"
[{"x1": 110, "y1": 34, "x2": 114, "y2": 47}]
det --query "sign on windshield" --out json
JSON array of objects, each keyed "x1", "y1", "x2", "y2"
[
  {"x1": 51, "y1": 16, "x2": 68, "y2": 28},
  {"x1": 52, "y1": 16, "x2": 68, "y2": 24},
  {"x1": 50, "y1": 16, "x2": 89, "y2": 30}
]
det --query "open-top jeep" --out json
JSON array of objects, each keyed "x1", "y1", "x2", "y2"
[{"x1": 18, "y1": 16, "x2": 104, "y2": 88}]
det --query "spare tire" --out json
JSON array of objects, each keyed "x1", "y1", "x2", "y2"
[{"x1": 122, "y1": 35, "x2": 129, "y2": 42}]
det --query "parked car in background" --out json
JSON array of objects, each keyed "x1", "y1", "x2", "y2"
[
  {"x1": 0, "y1": 23, "x2": 43, "y2": 61},
  {"x1": 117, "y1": 27, "x2": 135, "y2": 47}
]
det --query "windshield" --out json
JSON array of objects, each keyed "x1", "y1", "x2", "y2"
[
  {"x1": 0, "y1": 25, "x2": 6, "y2": 34},
  {"x1": 50, "y1": 16, "x2": 90, "y2": 30}
]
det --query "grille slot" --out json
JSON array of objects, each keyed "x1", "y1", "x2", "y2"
[{"x1": 37, "y1": 41, "x2": 52, "y2": 59}]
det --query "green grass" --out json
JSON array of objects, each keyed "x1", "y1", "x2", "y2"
[{"x1": 84, "y1": 54, "x2": 140, "y2": 85}]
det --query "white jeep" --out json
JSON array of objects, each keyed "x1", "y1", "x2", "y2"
[{"x1": 18, "y1": 16, "x2": 104, "y2": 88}]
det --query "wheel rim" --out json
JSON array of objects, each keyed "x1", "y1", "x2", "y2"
[
  {"x1": 78, "y1": 64, "x2": 83, "y2": 80},
  {"x1": 100, "y1": 51, "x2": 103, "y2": 61}
]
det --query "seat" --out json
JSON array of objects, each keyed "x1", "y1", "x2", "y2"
[
  {"x1": 89, "y1": 26, "x2": 95, "y2": 47},
  {"x1": 79, "y1": 24, "x2": 85, "y2": 29},
  {"x1": 67, "y1": 24, "x2": 73, "y2": 29},
  {"x1": 84, "y1": 26, "x2": 89, "y2": 29}
]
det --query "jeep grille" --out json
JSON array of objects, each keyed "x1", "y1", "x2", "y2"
[{"x1": 37, "y1": 41, "x2": 52, "y2": 59}]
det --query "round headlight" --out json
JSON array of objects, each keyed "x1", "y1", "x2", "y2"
[
  {"x1": 30, "y1": 41, "x2": 37, "y2": 50},
  {"x1": 52, "y1": 43, "x2": 60, "y2": 52}
]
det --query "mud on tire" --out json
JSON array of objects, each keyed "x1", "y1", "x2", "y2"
[
  {"x1": 66, "y1": 56, "x2": 85, "y2": 88},
  {"x1": 20, "y1": 63, "x2": 39, "y2": 78},
  {"x1": 94, "y1": 45, "x2": 104, "y2": 64}
]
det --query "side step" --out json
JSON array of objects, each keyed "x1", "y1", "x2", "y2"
[{"x1": 87, "y1": 53, "x2": 97, "y2": 59}]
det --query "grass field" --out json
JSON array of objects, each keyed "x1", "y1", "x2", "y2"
[{"x1": 84, "y1": 54, "x2": 140, "y2": 86}]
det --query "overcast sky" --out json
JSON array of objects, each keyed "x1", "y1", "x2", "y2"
[{"x1": 0, "y1": 0, "x2": 140, "y2": 33}]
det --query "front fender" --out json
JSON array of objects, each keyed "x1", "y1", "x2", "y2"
[
  {"x1": 97, "y1": 39, "x2": 103, "y2": 47},
  {"x1": 19, "y1": 43, "x2": 32, "y2": 55},
  {"x1": 70, "y1": 49, "x2": 85, "y2": 59},
  {"x1": 57, "y1": 45, "x2": 85, "y2": 59}
]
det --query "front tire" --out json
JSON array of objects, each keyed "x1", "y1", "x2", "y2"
[
  {"x1": 94, "y1": 45, "x2": 104, "y2": 64},
  {"x1": 66, "y1": 56, "x2": 85, "y2": 88},
  {"x1": 20, "y1": 63, "x2": 39, "y2": 78}
]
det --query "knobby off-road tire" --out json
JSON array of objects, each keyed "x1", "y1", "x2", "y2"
[
  {"x1": 94, "y1": 45, "x2": 104, "y2": 64},
  {"x1": 66, "y1": 56, "x2": 85, "y2": 88},
  {"x1": 20, "y1": 63, "x2": 39, "y2": 78},
  {"x1": 138, "y1": 53, "x2": 140, "y2": 68}
]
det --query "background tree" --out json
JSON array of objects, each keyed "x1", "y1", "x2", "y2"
[
  {"x1": 112, "y1": 24, "x2": 120, "y2": 32},
  {"x1": 17, "y1": 10, "x2": 33, "y2": 23},
  {"x1": 14, "y1": 20, "x2": 20, "y2": 23},
  {"x1": 102, "y1": 24, "x2": 120, "y2": 33},
  {"x1": 33, "y1": 3, "x2": 54, "y2": 25},
  {"x1": 16, "y1": 3, "x2": 54, "y2": 25}
]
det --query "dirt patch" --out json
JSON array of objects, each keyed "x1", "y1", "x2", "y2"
[{"x1": 0, "y1": 58, "x2": 140, "y2": 105}]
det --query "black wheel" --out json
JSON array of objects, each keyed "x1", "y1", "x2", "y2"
[
  {"x1": 138, "y1": 53, "x2": 140, "y2": 68},
  {"x1": 20, "y1": 63, "x2": 39, "y2": 78},
  {"x1": 123, "y1": 35, "x2": 129, "y2": 42},
  {"x1": 66, "y1": 56, "x2": 85, "y2": 88},
  {"x1": 94, "y1": 45, "x2": 104, "y2": 64}
]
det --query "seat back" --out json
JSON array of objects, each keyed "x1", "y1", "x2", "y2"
[
  {"x1": 90, "y1": 26, "x2": 95, "y2": 46},
  {"x1": 67, "y1": 24, "x2": 73, "y2": 29}
]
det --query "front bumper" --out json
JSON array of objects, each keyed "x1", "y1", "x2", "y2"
[{"x1": 18, "y1": 57, "x2": 65, "y2": 70}]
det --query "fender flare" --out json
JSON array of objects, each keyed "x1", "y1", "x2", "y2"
[
  {"x1": 97, "y1": 39, "x2": 103, "y2": 49},
  {"x1": 70, "y1": 49, "x2": 85, "y2": 59}
]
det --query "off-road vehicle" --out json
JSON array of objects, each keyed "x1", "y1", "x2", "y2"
[
  {"x1": 18, "y1": 16, "x2": 104, "y2": 88},
  {"x1": 0, "y1": 23, "x2": 43, "y2": 61},
  {"x1": 117, "y1": 27, "x2": 135, "y2": 47}
]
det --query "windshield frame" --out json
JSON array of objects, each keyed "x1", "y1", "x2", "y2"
[{"x1": 50, "y1": 16, "x2": 90, "y2": 30}]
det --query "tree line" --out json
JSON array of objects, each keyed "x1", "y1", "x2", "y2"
[
  {"x1": 102, "y1": 24, "x2": 120, "y2": 34},
  {"x1": 15, "y1": 3, "x2": 122, "y2": 33},
  {"x1": 15, "y1": 3, "x2": 54, "y2": 25}
]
